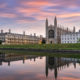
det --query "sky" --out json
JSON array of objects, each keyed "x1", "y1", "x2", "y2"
[{"x1": 0, "y1": 0, "x2": 80, "y2": 37}]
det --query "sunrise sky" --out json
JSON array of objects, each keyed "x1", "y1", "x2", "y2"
[{"x1": 0, "y1": 0, "x2": 80, "y2": 36}]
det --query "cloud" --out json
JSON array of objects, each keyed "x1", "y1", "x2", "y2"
[
  {"x1": 0, "y1": 0, "x2": 80, "y2": 35},
  {"x1": 58, "y1": 12, "x2": 80, "y2": 18},
  {"x1": 16, "y1": 7, "x2": 41, "y2": 16},
  {"x1": 21, "y1": 0, "x2": 55, "y2": 7},
  {"x1": 0, "y1": 12, "x2": 17, "y2": 18},
  {"x1": 59, "y1": 77, "x2": 80, "y2": 80},
  {"x1": 0, "y1": 3, "x2": 7, "y2": 8}
]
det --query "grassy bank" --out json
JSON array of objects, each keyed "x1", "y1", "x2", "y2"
[{"x1": 0, "y1": 43, "x2": 80, "y2": 50}]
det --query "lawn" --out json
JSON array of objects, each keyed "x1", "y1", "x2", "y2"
[{"x1": 0, "y1": 43, "x2": 80, "y2": 50}]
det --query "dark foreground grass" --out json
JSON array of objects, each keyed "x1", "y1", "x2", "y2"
[{"x1": 0, "y1": 43, "x2": 80, "y2": 50}]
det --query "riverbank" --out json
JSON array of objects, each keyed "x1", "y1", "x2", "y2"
[
  {"x1": 0, "y1": 43, "x2": 80, "y2": 50},
  {"x1": 0, "y1": 48, "x2": 80, "y2": 53},
  {"x1": 0, "y1": 43, "x2": 80, "y2": 53}
]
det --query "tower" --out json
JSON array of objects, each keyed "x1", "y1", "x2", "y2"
[
  {"x1": 54, "y1": 16, "x2": 57, "y2": 43},
  {"x1": 45, "y1": 16, "x2": 58, "y2": 44},
  {"x1": 46, "y1": 18, "x2": 48, "y2": 38}
]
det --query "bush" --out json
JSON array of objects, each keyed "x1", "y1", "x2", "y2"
[{"x1": 0, "y1": 40, "x2": 2, "y2": 44}]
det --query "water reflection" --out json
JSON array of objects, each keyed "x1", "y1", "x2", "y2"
[
  {"x1": 0, "y1": 52, "x2": 80, "y2": 80},
  {"x1": 46, "y1": 57, "x2": 80, "y2": 80},
  {"x1": 0, "y1": 52, "x2": 42, "y2": 66}
]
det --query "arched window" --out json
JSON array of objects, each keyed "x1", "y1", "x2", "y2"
[{"x1": 48, "y1": 30, "x2": 54, "y2": 38}]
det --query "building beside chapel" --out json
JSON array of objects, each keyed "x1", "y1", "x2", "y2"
[
  {"x1": 61, "y1": 30, "x2": 80, "y2": 44},
  {"x1": 0, "y1": 29, "x2": 42, "y2": 45},
  {"x1": 46, "y1": 16, "x2": 75, "y2": 44}
]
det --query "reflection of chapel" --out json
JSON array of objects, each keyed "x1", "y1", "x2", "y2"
[
  {"x1": 45, "y1": 57, "x2": 78, "y2": 80},
  {"x1": 46, "y1": 16, "x2": 75, "y2": 44}
]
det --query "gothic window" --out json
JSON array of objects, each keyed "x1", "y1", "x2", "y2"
[{"x1": 48, "y1": 30, "x2": 54, "y2": 38}]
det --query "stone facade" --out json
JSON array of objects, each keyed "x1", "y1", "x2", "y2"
[
  {"x1": 61, "y1": 30, "x2": 80, "y2": 44},
  {"x1": 0, "y1": 31, "x2": 42, "y2": 45},
  {"x1": 46, "y1": 16, "x2": 73, "y2": 44}
]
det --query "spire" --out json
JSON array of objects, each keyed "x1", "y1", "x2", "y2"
[
  {"x1": 54, "y1": 16, "x2": 57, "y2": 44},
  {"x1": 46, "y1": 18, "x2": 48, "y2": 39},
  {"x1": 54, "y1": 16, "x2": 57, "y2": 26},
  {"x1": 46, "y1": 18, "x2": 48, "y2": 27}
]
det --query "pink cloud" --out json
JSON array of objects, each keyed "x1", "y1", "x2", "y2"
[
  {"x1": 0, "y1": 12, "x2": 17, "y2": 18},
  {"x1": 16, "y1": 7, "x2": 56, "y2": 21},
  {"x1": 0, "y1": 3, "x2": 7, "y2": 8},
  {"x1": 58, "y1": 12, "x2": 80, "y2": 18},
  {"x1": 16, "y1": 7, "x2": 40, "y2": 16},
  {"x1": 16, "y1": 19, "x2": 36, "y2": 23},
  {"x1": 21, "y1": 1, "x2": 56, "y2": 7},
  {"x1": 59, "y1": 77, "x2": 80, "y2": 80}
]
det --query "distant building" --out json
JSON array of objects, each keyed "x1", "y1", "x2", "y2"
[
  {"x1": 0, "y1": 30, "x2": 42, "y2": 45},
  {"x1": 61, "y1": 30, "x2": 80, "y2": 44},
  {"x1": 46, "y1": 16, "x2": 73, "y2": 44}
]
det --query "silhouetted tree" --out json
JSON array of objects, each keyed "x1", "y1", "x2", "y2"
[
  {"x1": 42, "y1": 39, "x2": 46, "y2": 44},
  {"x1": 0, "y1": 40, "x2": 2, "y2": 44},
  {"x1": 77, "y1": 38, "x2": 80, "y2": 43}
]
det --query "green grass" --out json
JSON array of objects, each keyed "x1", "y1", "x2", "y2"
[{"x1": 0, "y1": 43, "x2": 80, "y2": 50}]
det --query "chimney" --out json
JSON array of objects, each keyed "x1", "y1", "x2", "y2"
[
  {"x1": 1, "y1": 30, "x2": 3, "y2": 33},
  {"x1": 34, "y1": 33, "x2": 36, "y2": 36},
  {"x1": 23, "y1": 31, "x2": 25, "y2": 35},
  {"x1": 9, "y1": 29, "x2": 11, "y2": 33}
]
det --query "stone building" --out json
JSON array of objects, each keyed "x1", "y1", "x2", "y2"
[
  {"x1": 61, "y1": 30, "x2": 80, "y2": 44},
  {"x1": 46, "y1": 16, "x2": 74, "y2": 44},
  {"x1": 0, "y1": 30, "x2": 42, "y2": 45}
]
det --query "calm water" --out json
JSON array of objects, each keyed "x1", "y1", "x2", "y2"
[{"x1": 0, "y1": 53, "x2": 80, "y2": 80}]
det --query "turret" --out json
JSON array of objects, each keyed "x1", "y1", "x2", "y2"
[
  {"x1": 54, "y1": 16, "x2": 57, "y2": 44},
  {"x1": 1, "y1": 30, "x2": 3, "y2": 33},
  {"x1": 9, "y1": 29, "x2": 11, "y2": 33},
  {"x1": 46, "y1": 18, "x2": 48, "y2": 27},
  {"x1": 23, "y1": 31, "x2": 25, "y2": 35},
  {"x1": 54, "y1": 16, "x2": 57, "y2": 26},
  {"x1": 34, "y1": 33, "x2": 36, "y2": 37},
  {"x1": 46, "y1": 18, "x2": 48, "y2": 39},
  {"x1": 73, "y1": 26, "x2": 75, "y2": 33},
  {"x1": 67, "y1": 27, "x2": 69, "y2": 33}
]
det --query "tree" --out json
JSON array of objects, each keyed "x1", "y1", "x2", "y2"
[
  {"x1": 77, "y1": 38, "x2": 80, "y2": 43},
  {"x1": 42, "y1": 39, "x2": 46, "y2": 44},
  {"x1": 0, "y1": 40, "x2": 2, "y2": 44}
]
